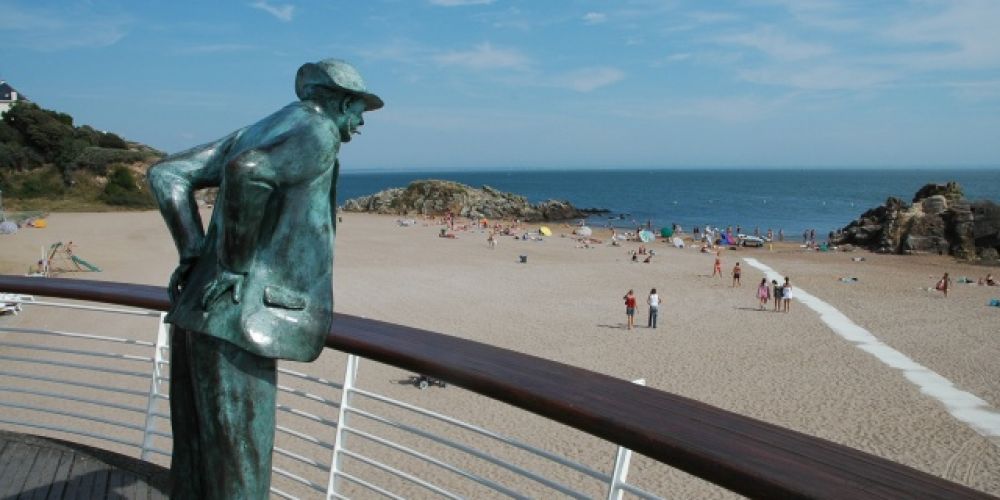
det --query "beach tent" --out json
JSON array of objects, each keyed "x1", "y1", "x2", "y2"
[
  {"x1": 639, "y1": 230, "x2": 654, "y2": 243},
  {"x1": 660, "y1": 227, "x2": 673, "y2": 238},
  {"x1": 576, "y1": 226, "x2": 592, "y2": 237},
  {"x1": 0, "y1": 221, "x2": 16, "y2": 235},
  {"x1": 672, "y1": 237, "x2": 684, "y2": 248},
  {"x1": 539, "y1": 226, "x2": 552, "y2": 237},
  {"x1": 30, "y1": 219, "x2": 47, "y2": 228}
]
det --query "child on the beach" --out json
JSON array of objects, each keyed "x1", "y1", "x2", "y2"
[
  {"x1": 712, "y1": 252, "x2": 722, "y2": 277},
  {"x1": 623, "y1": 290, "x2": 637, "y2": 330},
  {"x1": 757, "y1": 278, "x2": 770, "y2": 309},
  {"x1": 782, "y1": 277, "x2": 793, "y2": 312},
  {"x1": 935, "y1": 272, "x2": 951, "y2": 297},
  {"x1": 731, "y1": 262, "x2": 742, "y2": 287},
  {"x1": 771, "y1": 279, "x2": 782, "y2": 311}
]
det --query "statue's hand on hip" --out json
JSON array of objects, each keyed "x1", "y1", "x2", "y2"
[{"x1": 201, "y1": 269, "x2": 246, "y2": 309}]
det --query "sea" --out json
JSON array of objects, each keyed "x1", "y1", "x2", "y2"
[{"x1": 338, "y1": 168, "x2": 1000, "y2": 237}]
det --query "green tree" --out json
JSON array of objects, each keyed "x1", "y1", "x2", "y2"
[
  {"x1": 97, "y1": 132, "x2": 128, "y2": 149},
  {"x1": 100, "y1": 165, "x2": 155, "y2": 207}
]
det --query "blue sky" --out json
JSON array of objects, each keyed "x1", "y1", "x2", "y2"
[{"x1": 2, "y1": 0, "x2": 999, "y2": 171}]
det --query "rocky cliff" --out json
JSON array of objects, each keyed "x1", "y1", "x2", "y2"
[
  {"x1": 340, "y1": 179, "x2": 587, "y2": 222},
  {"x1": 831, "y1": 182, "x2": 1000, "y2": 261}
]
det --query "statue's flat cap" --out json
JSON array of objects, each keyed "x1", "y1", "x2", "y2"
[{"x1": 295, "y1": 59, "x2": 383, "y2": 111}]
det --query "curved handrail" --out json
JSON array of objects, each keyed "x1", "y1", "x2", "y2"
[{"x1": 0, "y1": 275, "x2": 994, "y2": 499}]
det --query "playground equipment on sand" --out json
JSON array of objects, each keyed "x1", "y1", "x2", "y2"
[{"x1": 30, "y1": 242, "x2": 102, "y2": 276}]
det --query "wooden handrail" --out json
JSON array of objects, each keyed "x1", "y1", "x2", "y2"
[{"x1": 0, "y1": 275, "x2": 994, "y2": 499}]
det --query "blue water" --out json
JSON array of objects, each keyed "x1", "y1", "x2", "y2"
[{"x1": 338, "y1": 168, "x2": 1000, "y2": 237}]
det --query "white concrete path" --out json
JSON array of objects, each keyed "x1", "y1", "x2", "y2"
[{"x1": 744, "y1": 257, "x2": 1000, "y2": 446}]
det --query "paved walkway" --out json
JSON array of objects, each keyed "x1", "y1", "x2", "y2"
[{"x1": 0, "y1": 430, "x2": 168, "y2": 499}]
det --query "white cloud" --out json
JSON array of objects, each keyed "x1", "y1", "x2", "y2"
[
  {"x1": 945, "y1": 79, "x2": 1000, "y2": 102},
  {"x1": 429, "y1": 0, "x2": 495, "y2": 6},
  {"x1": 0, "y1": 4, "x2": 130, "y2": 50},
  {"x1": 719, "y1": 27, "x2": 831, "y2": 61},
  {"x1": 550, "y1": 67, "x2": 625, "y2": 92},
  {"x1": 883, "y1": 0, "x2": 1000, "y2": 71},
  {"x1": 758, "y1": 0, "x2": 862, "y2": 32},
  {"x1": 582, "y1": 12, "x2": 607, "y2": 25},
  {"x1": 433, "y1": 43, "x2": 531, "y2": 70},
  {"x1": 738, "y1": 64, "x2": 896, "y2": 91},
  {"x1": 250, "y1": 1, "x2": 295, "y2": 22},
  {"x1": 666, "y1": 53, "x2": 692, "y2": 62}
]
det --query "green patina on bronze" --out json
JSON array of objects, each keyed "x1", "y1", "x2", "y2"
[{"x1": 149, "y1": 59, "x2": 381, "y2": 499}]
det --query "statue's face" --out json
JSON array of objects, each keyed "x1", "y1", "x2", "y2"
[{"x1": 338, "y1": 98, "x2": 367, "y2": 143}]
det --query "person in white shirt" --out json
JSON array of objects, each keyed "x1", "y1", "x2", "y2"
[{"x1": 647, "y1": 288, "x2": 660, "y2": 329}]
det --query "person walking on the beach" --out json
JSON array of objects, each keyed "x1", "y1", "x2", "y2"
[
  {"x1": 623, "y1": 289, "x2": 637, "y2": 330},
  {"x1": 778, "y1": 228, "x2": 784, "y2": 242},
  {"x1": 935, "y1": 272, "x2": 951, "y2": 297},
  {"x1": 782, "y1": 277, "x2": 793, "y2": 312},
  {"x1": 647, "y1": 288, "x2": 660, "y2": 328},
  {"x1": 772, "y1": 279, "x2": 782, "y2": 311},
  {"x1": 731, "y1": 262, "x2": 742, "y2": 287},
  {"x1": 712, "y1": 251, "x2": 722, "y2": 277},
  {"x1": 757, "y1": 278, "x2": 770, "y2": 310}
]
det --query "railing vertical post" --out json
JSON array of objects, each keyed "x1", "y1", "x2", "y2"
[
  {"x1": 140, "y1": 312, "x2": 170, "y2": 460},
  {"x1": 327, "y1": 353, "x2": 360, "y2": 498},
  {"x1": 606, "y1": 379, "x2": 645, "y2": 500}
]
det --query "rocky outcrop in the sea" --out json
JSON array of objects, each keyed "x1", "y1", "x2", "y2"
[
  {"x1": 831, "y1": 182, "x2": 1000, "y2": 261},
  {"x1": 340, "y1": 179, "x2": 587, "y2": 222}
]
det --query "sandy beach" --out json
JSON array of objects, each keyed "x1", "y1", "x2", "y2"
[{"x1": 1, "y1": 211, "x2": 999, "y2": 498}]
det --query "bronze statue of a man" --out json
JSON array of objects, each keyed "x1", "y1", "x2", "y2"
[{"x1": 149, "y1": 59, "x2": 382, "y2": 499}]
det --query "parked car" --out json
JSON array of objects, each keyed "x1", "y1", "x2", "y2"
[{"x1": 740, "y1": 235, "x2": 766, "y2": 247}]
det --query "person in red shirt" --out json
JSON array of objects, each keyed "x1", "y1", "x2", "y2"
[{"x1": 623, "y1": 289, "x2": 637, "y2": 330}]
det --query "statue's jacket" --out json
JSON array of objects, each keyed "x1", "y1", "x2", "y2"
[{"x1": 150, "y1": 102, "x2": 339, "y2": 362}]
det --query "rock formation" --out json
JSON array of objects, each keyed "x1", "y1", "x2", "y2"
[
  {"x1": 831, "y1": 182, "x2": 1000, "y2": 261},
  {"x1": 340, "y1": 179, "x2": 587, "y2": 222}
]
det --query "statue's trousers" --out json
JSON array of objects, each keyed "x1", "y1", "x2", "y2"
[{"x1": 168, "y1": 327, "x2": 277, "y2": 499}]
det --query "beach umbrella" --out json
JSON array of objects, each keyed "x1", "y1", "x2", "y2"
[
  {"x1": 660, "y1": 227, "x2": 673, "y2": 238},
  {"x1": 639, "y1": 230, "x2": 654, "y2": 243},
  {"x1": 576, "y1": 226, "x2": 592, "y2": 237},
  {"x1": 539, "y1": 226, "x2": 552, "y2": 236}
]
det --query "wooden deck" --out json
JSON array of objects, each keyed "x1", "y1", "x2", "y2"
[{"x1": 0, "y1": 430, "x2": 168, "y2": 499}]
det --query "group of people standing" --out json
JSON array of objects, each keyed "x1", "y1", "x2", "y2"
[
  {"x1": 757, "y1": 277, "x2": 794, "y2": 312},
  {"x1": 622, "y1": 288, "x2": 660, "y2": 330}
]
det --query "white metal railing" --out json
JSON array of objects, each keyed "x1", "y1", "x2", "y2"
[{"x1": 0, "y1": 295, "x2": 660, "y2": 499}]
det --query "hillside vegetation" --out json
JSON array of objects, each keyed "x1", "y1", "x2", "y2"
[{"x1": 0, "y1": 102, "x2": 163, "y2": 211}]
